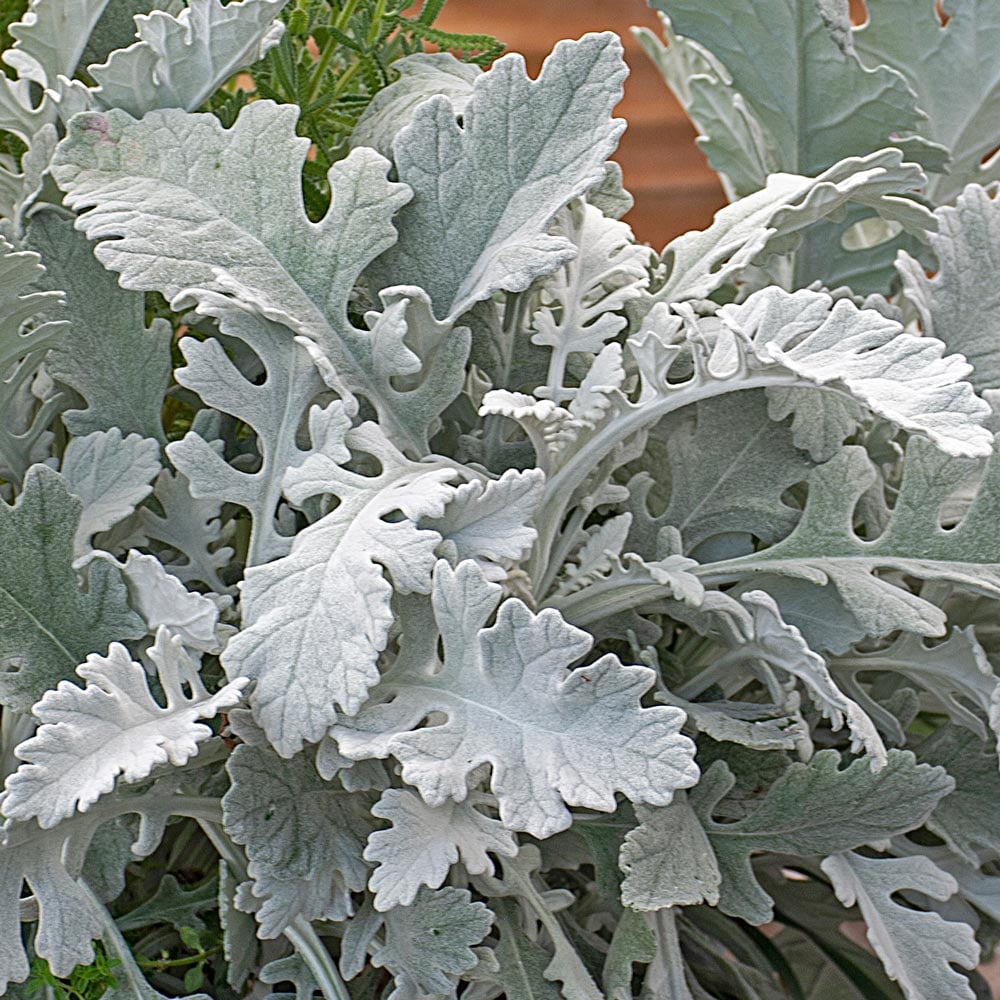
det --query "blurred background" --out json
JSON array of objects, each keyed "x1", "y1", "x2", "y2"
[{"x1": 432, "y1": 0, "x2": 728, "y2": 249}]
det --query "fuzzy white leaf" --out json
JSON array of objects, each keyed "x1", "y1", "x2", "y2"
[
  {"x1": 717, "y1": 286, "x2": 992, "y2": 459},
  {"x1": 119, "y1": 550, "x2": 228, "y2": 653},
  {"x1": 89, "y1": 0, "x2": 287, "y2": 117},
  {"x1": 738, "y1": 590, "x2": 887, "y2": 769},
  {"x1": 424, "y1": 468, "x2": 545, "y2": 581},
  {"x1": 822, "y1": 851, "x2": 979, "y2": 1000},
  {"x1": 350, "y1": 51, "x2": 481, "y2": 158},
  {"x1": 620, "y1": 796, "x2": 721, "y2": 910},
  {"x1": 60, "y1": 429, "x2": 161, "y2": 557},
  {"x1": 0, "y1": 628, "x2": 246, "y2": 829},
  {"x1": 331, "y1": 559, "x2": 699, "y2": 838},
  {"x1": 368, "y1": 34, "x2": 628, "y2": 321},
  {"x1": 222, "y1": 415, "x2": 457, "y2": 756},
  {"x1": 365, "y1": 788, "x2": 517, "y2": 911}
]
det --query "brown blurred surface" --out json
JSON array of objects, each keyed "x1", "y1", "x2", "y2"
[{"x1": 433, "y1": 0, "x2": 728, "y2": 249}]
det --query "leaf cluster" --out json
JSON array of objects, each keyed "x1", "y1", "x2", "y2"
[{"x1": 0, "y1": 0, "x2": 999, "y2": 998}]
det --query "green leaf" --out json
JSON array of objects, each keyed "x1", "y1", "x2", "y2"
[
  {"x1": 916, "y1": 725, "x2": 1000, "y2": 865},
  {"x1": 691, "y1": 749, "x2": 953, "y2": 923},
  {"x1": 603, "y1": 907, "x2": 655, "y2": 1000},
  {"x1": 26, "y1": 212, "x2": 171, "y2": 443},
  {"x1": 629, "y1": 390, "x2": 814, "y2": 558},
  {"x1": 0, "y1": 465, "x2": 144, "y2": 711},
  {"x1": 51, "y1": 100, "x2": 461, "y2": 456},
  {"x1": 115, "y1": 874, "x2": 219, "y2": 934},
  {"x1": 897, "y1": 185, "x2": 1000, "y2": 392},
  {"x1": 368, "y1": 33, "x2": 628, "y2": 321},
  {"x1": 222, "y1": 742, "x2": 373, "y2": 938},
  {"x1": 821, "y1": 851, "x2": 979, "y2": 1000},
  {"x1": 651, "y1": 0, "x2": 939, "y2": 178},
  {"x1": 701, "y1": 435, "x2": 1000, "y2": 640},
  {"x1": 854, "y1": 0, "x2": 1000, "y2": 202},
  {"x1": 619, "y1": 793, "x2": 721, "y2": 910},
  {"x1": 493, "y1": 900, "x2": 563, "y2": 1000}
]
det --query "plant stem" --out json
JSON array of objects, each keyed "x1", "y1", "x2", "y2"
[
  {"x1": 642, "y1": 909, "x2": 692, "y2": 1000},
  {"x1": 196, "y1": 820, "x2": 352, "y2": 1000}
]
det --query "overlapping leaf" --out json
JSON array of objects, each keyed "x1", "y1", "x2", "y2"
[
  {"x1": 222, "y1": 411, "x2": 457, "y2": 757},
  {"x1": 0, "y1": 628, "x2": 245, "y2": 829},
  {"x1": 368, "y1": 33, "x2": 629, "y2": 321},
  {"x1": 330, "y1": 559, "x2": 700, "y2": 839},
  {"x1": 0, "y1": 465, "x2": 144, "y2": 711},
  {"x1": 89, "y1": 0, "x2": 288, "y2": 117},
  {"x1": 50, "y1": 100, "x2": 462, "y2": 455}
]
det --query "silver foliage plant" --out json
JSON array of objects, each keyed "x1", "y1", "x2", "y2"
[{"x1": 1, "y1": 0, "x2": 1000, "y2": 997}]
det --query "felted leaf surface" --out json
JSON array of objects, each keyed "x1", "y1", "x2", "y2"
[
  {"x1": 738, "y1": 591, "x2": 887, "y2": 767},
  {"x1": 365, "y1": 788, "x2": 517, "y2": 911},
  {"x1": 222, "y1": 742, "x2": 374, "y2": 938},
  {"x1": 897, "y1": 185, "x2": 1000, "y2": 392},
  {"x1": 831, "y1": 628, "x2": 1000, "y2": 754},
  {"x1": 0, "y1": 464, "x2": 144, "y2": 711},
  {"x1": 821, "y1": 851, "x2": 978, "y2": 1000},
  {"x1": 651, "y1": 0, "x2": 935, "y2": 177},
  {"x1": 331, "y1": 559, "x2": 700, "y2": 839},
  {"x1": 371, "y1": 887, "x2": 493, "y2": 998},
  {"x1": 27, "y1": 212, "x2": 171, "y2": 442},
  {"x1": 119, "y1": 550, "x2": 226, "y2": 653},
  {"x1": 59, "y1": 429, "x2": 161, "y2": 557},
  {"x1": 368, "y1": 33, "x2": 628, "y2": 321},
  {"x1": 619, "y1": 794, "x2": 721, "y2": 910},
  {"x1": 715, "y1": 286, "x2": 991, "y2": 459},
  {"x1": 493, "y1": 900, "x2": 562, "y2": 1000},
  {"x1": 654, "y1": 149, "x2": 936, "y2": 303},
  {"x1": 854, "y1": 0, "x2": 1000, "y2": 201},
  {"x1": 700, "y1": 436, "x2": 1000, "y2": 640},
  {"x1": 0, "y1": 232, "x2": 67, "y2": 374},
  {"x1": 139, "y1": 467, "x2": 233, "y2": 593},
  {"x1": 89, "y1": 0, "x2": 287, "y2": 117},
  {"x1": 530, "y1": 201, "x2": 652, "y2": 403},
  {"x1": 690, "y1": 750, "x2": 953, "y2": 923},
  {"x1": 50, "y1": 100, "x2": 459, "y2": 455},
  {"x1": 166, "y1": 307, "x2": 324, "y2": 566},
  {"x1": 423, "y1": 468, "x2": 545, "y2": 581},
  {"x1": 634, "y1": 391, "x2": 813, "y2": 557},
  {"x1": 221, "y1": 414, "x2": 457, "y2": 756},
  {"x1": 915, "y1": 725, "x2": 1000, "y2": 865},
  {"x1": 0, "y1": 627, "x2": 246, "y2": 828},
  {"x1": 350, "y1": 51, "x2": 481, "y2": 158},
  {"x1": 3, "y1": 0, "x2": 109, "y2": 87}
]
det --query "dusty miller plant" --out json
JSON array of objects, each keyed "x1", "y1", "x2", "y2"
[{"x1": 0, "y1": 0, "x2": 999, "y2": 997}]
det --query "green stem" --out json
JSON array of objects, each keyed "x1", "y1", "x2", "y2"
[
  {"x1": 138, "y1": 948, "x2": 221, "y2": 972},
  {"x1": 305, "y1": 0, "x2": 362, "y2": 104}
]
